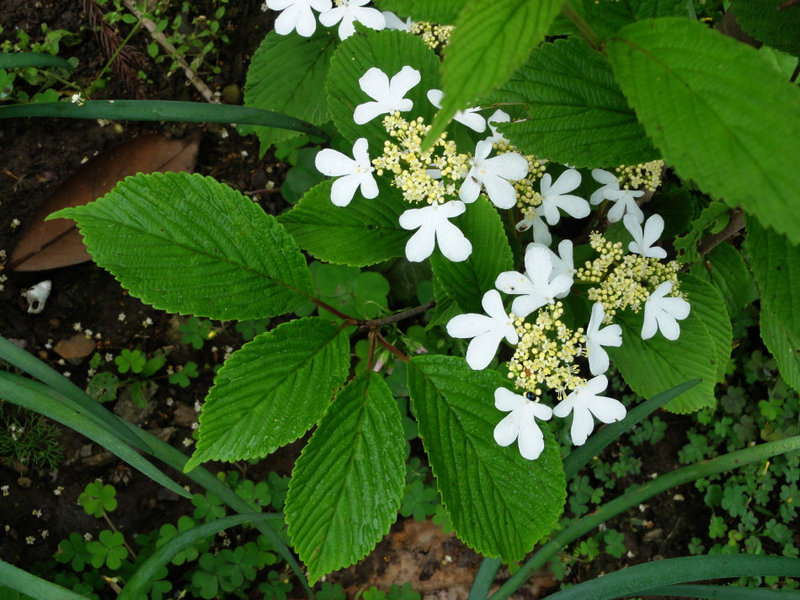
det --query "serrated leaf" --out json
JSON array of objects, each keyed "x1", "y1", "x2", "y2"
[
  {"x1": 607, "y1": 18, "x2": 800, "y2": 244},
  {"x1": 279, "y1": 179, "x2": 408, "y2": 266},
  {"x1": 50, "y1": 172, "x2": 312, "y2": 321},
  {"x1": 428, "y1": 0, "x2": 562, "y2": 143},
  {"x1": 583, "y1": 0, "x2": 687, "y2": 39},
  {"x1": 244, "y1": 30, "x2": 338, "y2": 154},
  {"x1": 430, "y1": 197, "x2": 513, "y2": 313},
  {"x1": 608, "y1": 280, "x2": 721, "y2": 413},
  {"x1": 681, "y1": 274, "x2": 731, "y2": 383},
  {"x1": 327, "y1": 29, "x2": 440, "y2": 148},
  {"x1": 673, "y1": 201, "x2": 729, "y2": 264},
  {"x1": 732, "y1": 0, "x2": 800, "y2": 56},
  {"x1": 497, "y1": 37, "x2": 658, "y2": 168},
  {"x1": 746, "y1": 218, "x2": 800, "y2": 393},
  {"x1": 407, "y1": 355, "x2": 566, "y2": 562},
  {"x1": 285, "y1": 372, "x2": 405, "y2": 583},
  {"x1": 373, "y1": 0, "x2": 467, "y2": 23},
  {"x1": 689, "y1": 243, "x2": 756, "y2": 318},
  {"x1": 186, "y1": 318, "x2": 349, "y2": 471}
]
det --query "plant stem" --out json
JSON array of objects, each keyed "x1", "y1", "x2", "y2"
[
  {"x1": 560, "y1": 2, "x2": 603, "y2": 51},
  {"x1": 696, "y1": 208, "x2": 745, "y2": 257},
  {"x1": 88, "y1": 17, "x2": 143, "y2": 95},
  {"x1": 360, "y1": 301, "x2": 435, "y2": 329},
  {"x1": 488, "y1": 434, "x2": 800, "y2": 599},
  {"x1": 102, "y1": 511, "x2": 137, "y2": 559},
  {"x1": 122, "y1": 0, "x2": 219, "y2": 103},
  {"x1": 376, "y1": 333, "x2": 410, "y2": 363}
]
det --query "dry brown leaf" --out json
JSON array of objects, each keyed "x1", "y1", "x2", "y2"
[
  {"x1": 53, "y1": 334, "x2": 96, "y2": 359},
  {"x1": 9, "y1": 133, "x2": 200, "y2": 271}
]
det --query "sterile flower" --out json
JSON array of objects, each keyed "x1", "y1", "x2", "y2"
[
  {"x1": 493, "y1": 388, "x2": 553, "y2": 460},
  {"x1": 459, "y1": 140, "x2": 528, "y2": 209},
  {"x1": 426, "y1": 89, "x2": 486, "y2": 132},
  {"x1": 552, "y1": 375, "x2": 626, "y2": 446},
  {"x1": 585, "y1": 302, "x2": 622, "y2": 376},
  {"x1": 319, "y1": 0, "x2": 385, "y2": 40},
  {"x1": 516, "y1": 206, "x2": 552, "y2": 246},
  {"x1": 353, "y1": 66, "x2": 420, "y2": 124},
  {"x1": 399, "y1": 200, "x2": 472, "y2": 262},
  {"x1": 446, "y1": 290, "x2": 518, "y2": 370},
  {"x1": 485, "y1": 109, "x2": 510, "y2": 144},
  {"x1": 546, "y1": 239, "x2": 575, "y2": 282},
  {"x1": 266, "y1": 0, "x2": 332, "y2": 37},
  {"x1": 625, "y1": 213, "x2": 667, "y2": 259},
  {"x1": 590, "y1": 169, "x2": 644, "y2": 223},
  {"x1": 641, "y1": 281, "x2": 691, "y2": 341},
  {"x1": 539, "y1": 169, "x2": 590, "y2": 225},
  {"x1": 382, "y1": 10, "x2": 412, "y2": 30},
  {"x1": 315, "y1": 137, "x2": 378, "y2": 206},
  {"x1": 495, "y1": 244, "x2": 572, "y2": 318}
]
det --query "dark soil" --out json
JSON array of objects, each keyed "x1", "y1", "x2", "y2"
[{"x1": 0, "y1": 2, "x2": 712, "y2": 599}]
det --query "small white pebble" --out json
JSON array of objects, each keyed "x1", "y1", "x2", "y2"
[
  {"x1": 62, "y1": 371, "x2": 71, "y2": 378},
  {"x1": 22, "y1": 280, "x2": 52, "y2": 314},
  {"x1": 57, "y1": 359, "x2": 65, "y2": 366},
  {"x1": 673, "y1": 494, "x2": 685, "y2": 501}
]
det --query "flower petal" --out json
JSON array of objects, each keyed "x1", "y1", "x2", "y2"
[
  {"x1": 456, "y1": 110, "x2": 487, "y2": 132},
  {"x1": 495, "y1": 387, "x2": 525, "y2": 412},
  {"x1": 588, "y1": 396, "x2": 626, "y2": 424},
  {"x1": 435, "y1": 219, "x2": 472, "y2": 262},
  {"x1": 404, "y1": 223, "x2": 436, "y2": 262},
  {"x1": 494, "y1": 412, "x2": 521, "y2": 447},
  {"x1": 358, "y1": 173, "x2": 379, "y2": 199},
  {"x1": 486, "y1": 152, "x2": 528, "y2": 181},
  {"x1": 358, "y1": 67, "x2": 390, "y2": 100},
  {"x1": 459, "y1": 174, "x2": 481, "y2": 203},
  {"x1": 330, "y1": 174, "x2": 360, "y2": 207},
  {"x1": 398, "y1": 206, "x2": 428, "y2": 230},
  {"x1": 481, "y1": 174, "x2": 517, "y2": 209},
  {"x1": 315, "y1": 148, "x2": 354, "y2": 176},
  {"x1": 517, "y1": 414, "x2": 546, "y2": 460},
  {"x1": 495, "y1": 271, "x2": 536, "y2": 296},
  {"x1": 549, "y1": 169, "x2": 581, "y2": 196},
  {"x1": 353, "y1": 101, "x2": 387, "y2": 124},
  {"x1": 446, "y1": 313, "x2": 493, "y2": 339},
  {"x1": 354, "y1": 7, "x2": 386, "y2": 32},
  {"x1": 389, "y1": 65, "x2": 421, "y2": 97},
  {"x1": 569, "y1": 407, "x2": 595, "y2": 446},
  {"x1": 318, "y1": 6, "x2": 341, "y2": 26},
  {"x1": 465, "y1": 331, "x2": 503, "y2": 369},
  {"x1": 427, "y1": 88, "x2": 443, "y2": 108}
]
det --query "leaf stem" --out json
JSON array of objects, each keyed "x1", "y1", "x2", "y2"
[
  {"x1": 696, "y1": 208, "x2": 745, "y2": 257},
  {"x1": 376, "y1": 333, "x2": 410, "y2": 363},
  {"x1": 102, "y1": 511, "x2": 137, "y2": 559},
  {"x1": 560, "y1": 2, "x2": 603, "y2": 51}
]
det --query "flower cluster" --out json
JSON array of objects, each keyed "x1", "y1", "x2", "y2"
[
  {"x1": 446, "y1": 169, "x2": 690, "y2": 460},
  {"x1": 301, "y1": 18, "x2": 690, "y2": 462},
  {"x1": 315, "y1": 64, "x2": 529, "y2": 263}
]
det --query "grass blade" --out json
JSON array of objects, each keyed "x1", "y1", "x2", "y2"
[
  {"x1": 638, "y1": 583, "x2": 800, "y2": 599},
  {"x1": 0, "y1": 559, "x2": 90, "y2": 599},
  {"x1": 0, "y1": 372, "x2": 190, "y2": 498},
  {"x1": 540, "y1": 555, "x2": 800, "y2": 600},
  {"x1": 0, "y1": 52, "x2": 74, "y2": 70},
  {"x1": 119, "y1": 513, "x2": 280, "y2": 599},
  {"x1": 0, "y1": 100, "x2": 329, "y2": 139}
]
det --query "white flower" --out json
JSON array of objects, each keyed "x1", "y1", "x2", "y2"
[
  {"x1": 590, "y1": 169, "x2": 644, "y2": 223},
  {"x1": 319, "y1": 0, "x2": 385, "y2": 39},
  {"x1": 552, "y1": 375, "x2": 626, "y2": 446},
  {"x1": 353, "y1": 66, "x2": 420, "y2": 124},
  {"x1": 266, "y1": 0, "x2": 332, "y2": 37},
  {"x1": 485, "y1": 109, "x2": 510, "y2": 144},
  {"x1": 515, "y1": 206, "x2": 552, "y2": 246},
  {"x1": 539, "y1": 169, "x2": 590, "y2": 225},
  {"x1": 585, "y1": 302, "x2": 622, "y2": 376},
  {"x1": 382, "y1": 10, "x2": 412, "y2": 30},
  {"x1": 399, "y1": 200, "x2": 472, "y2": 262},
  {"x1": 315, "y1": 137, "x2": 378, "y2": 206},
  {"x1": 426, "y1": 89, "x2": 486, "y2": 132},
  {"x1": 459, "y1": 140, "x2": 528, "y2": 209},
  {"x1": 546, "y1": 239, "x2": 575, "y2": 283},
  {"x1": 493, "y1": 388, "x2": 553, "y2": 460},
  {"x1": 495, "y1": 244, "x2": 572, "y2": 318},
  {"x1": 625, "y1": 213, "x2": 667, "y2": 259},
  {"x1": 446, "y1": 290, "x2": 518, "y2": 370},
  {"x1": 641, "y1": 281, "x2": 691, "y2": 341}
]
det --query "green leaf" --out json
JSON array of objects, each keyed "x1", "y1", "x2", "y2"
[
  {"x1": 327, "y1": 29, "x2": 440, "y2": 148},
  {"x1": 428, "y1": 0, "x2": 562, "y2": 143},
  {"x1": 186, "y1": 318, "x2": 349, "y2": 470},
  {"x1": 681, "y1": 274, "x2": 731, "y2": 384},
  {"x1": 689, "y1": 243, "x2": 756, "y2": 318},
  {"x1": 50, "y1": 172, "x2": 313, "y2": 321},
  {"x1": 497, "y1": 37, "x2": 658, "y2": 168},
  {"x1": 285, "y1": 372, "x2": 406, "y2": 583},
  {"x1": 310, "y1": 263, "x2": 390, "y2": 320},
  {"x1": 746, "y1": 219, "x2": 800, "y2": 393},
  {"x1": 407, "y1": 355, "x2": 566, "y2": 562},
  {"x1": 732, "y1": 0, "x2": 800, "y2": 56},
  {"x1": 541, "y1": 555, "x2": 800, "y2": 600},
  {"x1": 607, "y1": 18, "x2": 800, "y2": 244},
  {"x1": 244, "y1": 30, "x2": 337, "y2": 153},
  {"x1": 608, "y1": 278, "x2": 724, "y2": 413},
  {"x1": 372, "y1": 0, "x2": 467, "y2": 22},
  {"x1": 430, "y1": 197, "x2": 513, "y2": 313},
  {"x1": 673, "y1": 201, "x2": 729, "y2": 264},
  {"x1": 279, "y1": 179, "x2": 408, "y2": 266},
  {"x1": 582, "y1": 0, "x2": 688, "y2": 39}
]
